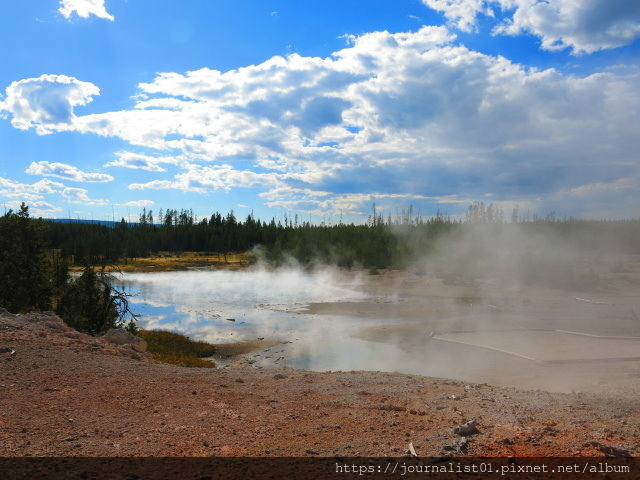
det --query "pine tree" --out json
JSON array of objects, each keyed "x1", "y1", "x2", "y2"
[{"x1": 0, "y1": 203, "x2": 52, "y2": 312}]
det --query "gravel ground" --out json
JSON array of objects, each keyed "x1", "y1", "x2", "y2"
[{"x1": 1, "y1": 310, "x2": 638, "y2": 457}]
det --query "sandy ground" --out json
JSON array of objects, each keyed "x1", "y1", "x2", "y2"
[{"x1": 1, "y1": 256, "x2": 640, "y2": 457}]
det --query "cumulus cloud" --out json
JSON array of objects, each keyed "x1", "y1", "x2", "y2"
[
  {"x1": 0, "y1": 74, "x2": 100, "y2": 134},
  {"x1": 422, "y1": 0, "x2": 640, "y2": 53},
  {"x1": 26, "y1": 161, "x2": 114, "y2": 182},
  {"x1": 2, "y1": 25, "x2": 640, "y2": 217},
  {"x1": 58, "y1": 0, "x2": 114, "y2": 21},
  {"x1": 61, "y1": 187, "x2": 107, "y2": 205}
]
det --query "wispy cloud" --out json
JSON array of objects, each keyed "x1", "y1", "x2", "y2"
[
  {"x1": 0, "y1": 177, "x2": 64, "y2": 201},
  {"x1": 61, "y1": 187, "x2": 107, "y2": 205},
  {"x1": 26, "y1": 161, "x2": 114, "y2": 182},
  {"x1": 129, "y1": 164, "x2": 281, "y2": 193},
  {"x1": 120, "y1": 199, "x2": 155, "y2": 207},
  {"x1": 105, "y1": 151, "x2": 181, "y2": 172},
  {"x1": 3, "y1": 200, "x2": 61, "y2": 216}
]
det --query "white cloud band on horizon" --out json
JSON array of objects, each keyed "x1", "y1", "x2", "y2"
[{"x1": 120, "y1": 199, "x2": 155, "y2": 208}]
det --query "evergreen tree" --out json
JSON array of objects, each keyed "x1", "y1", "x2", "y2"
[
  {"x1": 0, "y1": 203, "x2": 52, "y2": 312},
  {"x1": 55, "y1": 266, "x2": 131, "y2": 335}
]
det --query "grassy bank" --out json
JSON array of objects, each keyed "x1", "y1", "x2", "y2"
[
  {"x1": 138, "y1": 330, "x2": 217, "y2": 368},
  {"x1": 69, "y1": 251, "x2": 250, "y2": 273}
]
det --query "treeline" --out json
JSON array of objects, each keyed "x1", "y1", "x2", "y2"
[
  {"x1": 46, "y1": 208, "x2": 460, "y2": 269},
  {"x1": 44, "y1": 203, "x2": 640, "y2": 269}
]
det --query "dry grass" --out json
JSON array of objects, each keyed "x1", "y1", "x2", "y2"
[{"x1": 69, "y1": 251, "x2": 249, "y2": 273}]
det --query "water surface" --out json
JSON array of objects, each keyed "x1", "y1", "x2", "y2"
[{"x1": 119, "y1": 269, "x2": 409, "y2": 371}]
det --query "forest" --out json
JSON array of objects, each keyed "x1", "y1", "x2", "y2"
[{"x1": 44, "y1": 204, "x2": 640, "y2": 269}]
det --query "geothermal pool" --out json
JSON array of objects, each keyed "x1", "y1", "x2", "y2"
[
  {"x1": 118, "y1": 268, "x2": 640, "y2": 394},
  {"x1": 119, "y1": 269, "x2": 414, "y2": 372}
]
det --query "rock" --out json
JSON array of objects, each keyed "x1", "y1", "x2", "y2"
[
  {"x1": 101, "y1": 329, "x2": 147, "y2": 352},
  {"x1": 0, "y1": 347, "x2": 15, "y2": 356},
  {"x1": 584, "y1": 441, "x2": 631, "y2": 458},
  {"x1": 118, "y1": 347, "x2": 144, "y2": 360},
  {"x1": 453, "y1": 419, "x2": 478, "y2": 436},
  {"x1": 457, "y1": 437, "x2": 469, "y2": 454}
]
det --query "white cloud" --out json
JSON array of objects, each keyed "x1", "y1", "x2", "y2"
[
  {"x1": 129, "y1": 164, "x2": 280, "y2": 193},
  {"x1": 61, "y1": 187, "x2": 107, "y2": 205},
  {"x1": 0, "y1": 74, "x2": 100, "y2": 134},
  {"x1": 422, "y1": 0, "x2": 640, "y2": 53},
  {"x1": 58, "y1": 0, "x2": 114, "y2": 21},
  {"x1": 3, "y1": 200, "x2": 61, "y2": 217},
  {"x1": 262, "y1": 190, "x2": 468, "y2": 216},
  {"x1": 0, "y1": 176, "x2": 108, "y2": 213},
  {"x1": 104, "y1": 151, "x2": 182, "y2": 172},
  {"x1": 568, "y1": 178, "x2": 634, "y2": 197},
  {"x1": 0, "y1": 177, "x2": 64, "y2": 201},
  {"x1": 120, "y1": 200, "x2": 155, "y2": 207},
  {"x1": 422, "y1": 0, "x2": 489, "y2": 32},
  {"x1": 2, "y1": 25, "x2": 640, "y2": 217},
  {"x1": 26, "y1": 161, "x2": 114, "y2": 182}
]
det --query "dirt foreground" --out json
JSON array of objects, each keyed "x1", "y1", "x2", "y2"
[{"x1": 1, "y1": 308, "x2": 639, "y2": 458}]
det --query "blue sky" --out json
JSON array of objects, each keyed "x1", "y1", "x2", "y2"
[{"x1": 1, "y1": 0, "x2": 639, "y2": 222}]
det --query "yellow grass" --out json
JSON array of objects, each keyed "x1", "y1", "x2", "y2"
[{"x1": 69, "y1": 251, "x2": 250, "y2": 273}]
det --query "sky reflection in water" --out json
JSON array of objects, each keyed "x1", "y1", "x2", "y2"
[{"x1": 118, "y1": 269, "x2": 408, "y2": 372}]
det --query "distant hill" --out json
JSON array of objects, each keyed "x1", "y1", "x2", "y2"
[{"x1": 46, "y1": 218, "x2": 140, "y2": 227}]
